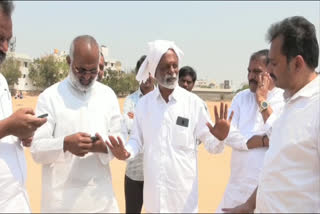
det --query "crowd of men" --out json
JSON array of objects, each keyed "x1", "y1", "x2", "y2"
[{"x1": 0, "y1": 1, "x2": 319, "y2": 213}]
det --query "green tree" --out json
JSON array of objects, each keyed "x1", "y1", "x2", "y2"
[
  {"x1": 102, "y1": 69, "x2": 139, "y2": 97},
  {"x1": 0, "y1": 56, "x2": 21, "y2": 87},
  {"x1": 126, "y1": 70, "x2": 139, "y2": 94},
  {"x1": 29, "y1": 55, "x2": 69, "y2": 89}
]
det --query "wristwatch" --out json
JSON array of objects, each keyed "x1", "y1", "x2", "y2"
[{"x1": 259, "y1": 100, "x2": 269, "y2": 112}]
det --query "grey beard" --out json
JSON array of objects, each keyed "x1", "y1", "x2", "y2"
[
  {"x1": 157, "y1": 78, "x2": 178, "y2": 89},
  {"x1": 68, "y1": 70, "x2": 97, "y2": 93}
]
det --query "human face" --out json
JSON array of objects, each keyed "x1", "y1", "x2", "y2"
[
  {"x1": 71, "y1": 47, "x2": 99, "y2": 87},
  {"x1": 155, "y1": 49, "x2": 179, "y2": 90},
  {"x1": 247, "y1": 58, "x2": 267, "y2": 92},
  {"x1": 268, "y1": 36, "x2": 294, "y2": 90},
  {"x1": 179, "y1": 75, "x2": 195, "y2": 92},
  {"x1": 0, "y1": 12, "x2": 12, "y2": 65},
  {"x1": 140, "y1": 73, "x2": 155, "y2": 94}
]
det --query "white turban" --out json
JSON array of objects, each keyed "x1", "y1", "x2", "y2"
[{"x1": 136, "y1": 40, "x2": 184, "y2": 83}]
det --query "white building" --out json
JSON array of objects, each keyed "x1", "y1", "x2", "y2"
[
  {"x1": 8, "y1": 52, "x2": 39, "y2": 91},
  {"x1": 100, "y1": 45, "x2": 122, "y2": 77},
  {"x1": 194, "y1": 79, "x2": 232, "y2": 89}
]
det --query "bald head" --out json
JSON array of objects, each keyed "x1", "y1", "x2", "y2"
[
  {"x1": 69, "y1": 35, "x2": 100, "y2": 63},
  {"x1": 67, "y1": 35, "x2": 100, "y2": 91}
]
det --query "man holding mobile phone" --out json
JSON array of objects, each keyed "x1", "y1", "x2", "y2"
[
  {"x1": 0, "y1": 1, "x2": 47, "y2": 212},
  {"x1": 31, "y1": 35, "x2": 121, "y2": 213}
]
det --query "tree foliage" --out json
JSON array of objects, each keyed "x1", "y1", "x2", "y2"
[
  {"x1": 102, "y1": 69, "x2": 139, "y2": 97},
  {"x1": 0, "y1": 56, "x2": 21, "y2": 87},
  {"x1": 29, "y1": 55, "x2": 69, "y2": 89}
]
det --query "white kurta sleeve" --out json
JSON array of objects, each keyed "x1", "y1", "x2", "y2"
[
  {"x1": 263, "y1": 100, "x2": 284, "y2": 138},
  {"x1": 196, "y1": 101, "x2": 224, "y2": 154},
  {"x1": 31, "y1": 92, "x2": 70, "y2": 164},
  {"x1": 98, "y1": 91, "x2": 122, "y2": 165},
  {"x1": 125, "y1": 101, "x2": 144, "y2": 160},
  {"x1": 224, "y1": 125, "x2": 249, "y2": 151},
  {"x1": 121, "y1": 96, "x2": 134, "y2": 141},
  {"x1": 223, "y1": 94, "x2": 249, "y2": 151}
]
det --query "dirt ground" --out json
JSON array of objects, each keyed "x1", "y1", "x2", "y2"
[{"x1": 12, "y1": 95, "x2": 232, "y2": 213}]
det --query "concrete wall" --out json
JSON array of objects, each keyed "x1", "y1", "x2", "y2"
[{"x1": 192, "y1": 90, "x2": 235, "y2": 101}]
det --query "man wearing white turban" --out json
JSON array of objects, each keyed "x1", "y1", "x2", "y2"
[{"x1": 107, "y1": 40, "x2": 233, "y2": 213}]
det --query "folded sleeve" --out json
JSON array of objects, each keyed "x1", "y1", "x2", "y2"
[
  {"x1": 223, "y1": 93, "x2": 249, "y2": 151},
  {"x1": 125, "y1": 102, "x2": 144, "y2": 161}
]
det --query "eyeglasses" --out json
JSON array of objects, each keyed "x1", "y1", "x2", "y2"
[{"x1": 74, "y1": 66, "x2": 99, "y2": 75}]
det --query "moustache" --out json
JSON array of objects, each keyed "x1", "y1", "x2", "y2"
[
  {"x1": 270, "y1": 73, "x2": 277, "y2": 80},
  {"x1": 249, "y1": 79, "x2": 257, "y2": 85}
]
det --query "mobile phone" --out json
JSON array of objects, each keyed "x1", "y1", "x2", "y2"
[
  {"x1": 176, "y1": 116, "x2": 189, "y2": 127},
  {"x1": 91, "y1": 136, "x2": 98, "y2": 142},
  {"x1": 37, "y1": 113, "x2": 48, "y2": 118}
]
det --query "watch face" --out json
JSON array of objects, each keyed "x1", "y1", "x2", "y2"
[{"x1": 262, "y1": 101, "x2": 268, "y2": 108}]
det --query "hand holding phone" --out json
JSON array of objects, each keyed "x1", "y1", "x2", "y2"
[
  {"x1": 37, "y1": 113, "x2": 48, "y2": 118},
  {"x1": 91, "y1": 136, "x2": 98, "y2": 143}
]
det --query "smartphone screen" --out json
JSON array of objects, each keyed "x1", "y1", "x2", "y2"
[{"x1": 37, "y1": 113, "x2": 48, "y2": 118}]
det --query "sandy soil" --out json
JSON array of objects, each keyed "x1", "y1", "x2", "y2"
[{"x1": 12, "y1": 95, "x2": 232, "y2": 213}]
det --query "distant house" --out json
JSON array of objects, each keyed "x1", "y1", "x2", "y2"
[
  {"x1": 8, "y1": 52, "x2": 39, "y2": 92},
  {"x1": 100, "y1": 45, "x2": 122, "y2": 79}
]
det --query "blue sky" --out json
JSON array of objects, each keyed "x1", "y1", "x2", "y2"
[{"x1": 12, "y1": 1, "x2": 320, "y2": 90}]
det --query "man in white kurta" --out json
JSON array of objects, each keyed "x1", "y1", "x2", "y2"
[
  {"x1": 216, "y1": 50, "x2": 284, "y2": 212},
  {"x1": 31, "y1": 35, "x2": 120, "y2": 213},
  {"x1": 0, "y1": 2, "x2": 47, "y2": 212},
  {"x1": 256, "y1": 70, "x2": 319, "y2": 213},
  {"x1": 0, "y1": 74, "x2": 30, "y2": 212},
  {"x1": 107, "y1": 40, "x2": 233, "y2": 213},
  {"x1": 222, "y1": 16, "x2": 320, "y2": 213}
]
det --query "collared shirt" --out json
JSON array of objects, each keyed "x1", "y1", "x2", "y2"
[
  {"x1": 0, "y1": 74, "x2": 30, "y2": 212},
  {"x1": 122, "y1": 88, "x2": 144, "y2": 181},
  {"x1": 31, "y1": 78, "x2": 120, "y2": 213},
  {"x1": 256, "y1": 75, "x2": 320, "y2": 213},
  {"x1": 126, "y1": 85, "x2": 224, "y2": 213},
  {"x1": 216, "y1": 87, "x2": 285, "y2": 212}
]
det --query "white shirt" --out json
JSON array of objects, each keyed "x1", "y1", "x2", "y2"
[
  {"x1": 256, "y1": 75, "x2": 320, "y2": 213},
  {"x1": 0, "y1": 74, "x2": 30, "y2": 213},
  {"x1": 31, "y1": 78, "x2": 120, "y2": 213},
  {"x1": 126, "y1": 86, "x2": 224, "y2": 213},
  {"x1": 216, "y1": 87, "x2": 284, "y2": 212},
  {"x1": 122, "y1": 88, "x2": 144, "y2": 181}
]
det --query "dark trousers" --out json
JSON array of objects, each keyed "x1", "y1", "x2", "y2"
[{"x1": 125, "y1": 175, "x2": 144, "y2": 214}]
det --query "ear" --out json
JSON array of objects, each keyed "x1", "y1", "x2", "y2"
[
  {"x1": 66, "y1": 55, "x2": 71, "y2": 65},
  {"x1": 294, "y1": 55, "x2": 304, "y2": 72}
]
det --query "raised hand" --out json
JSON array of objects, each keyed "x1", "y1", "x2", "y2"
[
  {"x1": 206, "y1": 102, "x2": 234, "y2": 141},
  {"x1": 256, "y1": 71, "x2": 271, "y2": 104},
  {"x1": 63, "y1": 132, "x2": 93, "y2": 157},
  {"x1": 3, "y1": 108, "x2": 47, "y2": 139},
  {"x1": 106, "y1": 136, "x2": 130, "y2": 160}
]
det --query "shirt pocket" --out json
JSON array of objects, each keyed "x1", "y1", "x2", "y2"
[{"x1": 173, "y1": 124, "x2": 193, "y2": 151}]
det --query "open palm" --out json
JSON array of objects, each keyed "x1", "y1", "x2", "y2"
[{"x1": 207, "y1": 102, "x2": 234, "y2": 141}]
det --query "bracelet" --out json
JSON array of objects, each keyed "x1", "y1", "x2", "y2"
[{"x1": 262, "y1": 135, "x2": 267, "y2": 147}]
